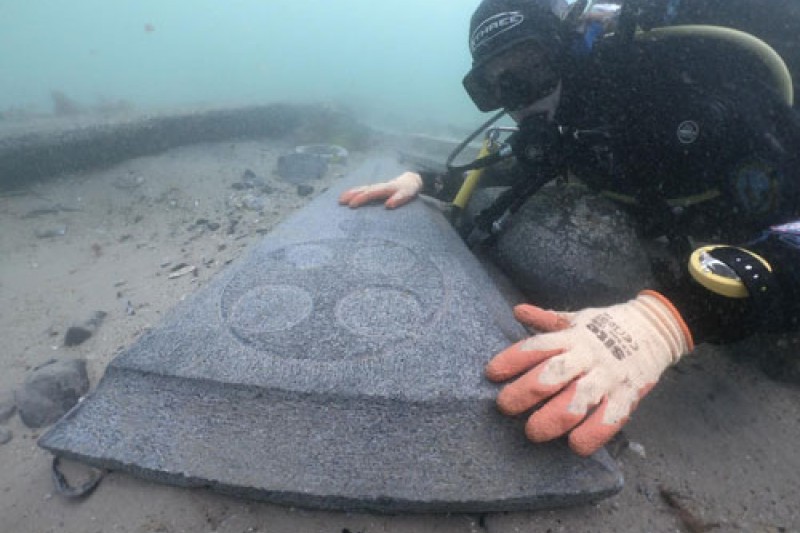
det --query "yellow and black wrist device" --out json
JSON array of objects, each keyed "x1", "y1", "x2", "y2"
[{"x1": 688, "y1": 245, "x2": 773, "y2": 299}]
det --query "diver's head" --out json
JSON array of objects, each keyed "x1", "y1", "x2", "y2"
[{"x1": 463, "y1": 0, "x2": 565, "y2": 114}]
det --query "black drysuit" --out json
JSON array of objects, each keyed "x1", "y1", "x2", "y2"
[{"x1": 421, "y1": 31, "x2": 800, "y2": 345}]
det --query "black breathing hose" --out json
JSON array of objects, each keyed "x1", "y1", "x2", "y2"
[{"x1": 445, "y1": 109, "x2": 508, "y2": 174}]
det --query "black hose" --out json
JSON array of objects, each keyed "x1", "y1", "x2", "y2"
[{"x1": 445, "y1": 109, "x2": 507, "y2": 173}]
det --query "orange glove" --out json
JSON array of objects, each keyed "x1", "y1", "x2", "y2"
[
  {"x1": 486, "y1": 290, "x2": 694, "y2": 456},
  {"x1": 338, "y1": 172, "x2": 422, "y2": 209}
]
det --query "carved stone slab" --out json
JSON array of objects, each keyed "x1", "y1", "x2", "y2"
[{"x1": 39, "y1": 156, "x2": 622, "y2": 512}]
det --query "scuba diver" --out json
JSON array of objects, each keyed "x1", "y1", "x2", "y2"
[{"x1": 338, "y1": 0, "x2": 800, "y2": 456}]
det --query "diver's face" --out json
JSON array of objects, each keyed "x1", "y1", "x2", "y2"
[{"x1": 481, "y1": 41, "x2": 560, "y2": 116}]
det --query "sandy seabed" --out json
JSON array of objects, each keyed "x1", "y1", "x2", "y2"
[{"x1": 0, "y1": 128, "x2": 799, "y2": 532}]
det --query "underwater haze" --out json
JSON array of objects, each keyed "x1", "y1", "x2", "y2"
[{"x1": 0, "y1": 0, "x2": 485, "y2": 133}]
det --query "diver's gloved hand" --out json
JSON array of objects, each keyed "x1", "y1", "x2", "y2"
[
  {"x1": 338, "y1": 172, "x2": 422, "y2": 209},
  {"x1": 486, "y1": 290, "x2": 694, "y2": 456}
]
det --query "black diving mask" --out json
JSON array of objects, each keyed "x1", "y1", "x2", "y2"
[{"x1": 463, "y1": 57, "x2": 560, "y2": 112}]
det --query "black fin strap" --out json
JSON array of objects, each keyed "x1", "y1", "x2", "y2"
[{"x1": 708, "y1": 246, "x2": 782, "y2": 325}]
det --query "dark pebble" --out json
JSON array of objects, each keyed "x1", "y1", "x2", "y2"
[
  {"x1": 64, "y1": 326, "x2": 92, "y2": 347},
  {"x1": 297, "y1": 184, "x2": 314, "y2": 197},
  {"x1": 206, "y1": 222, "x2": 220, "y2": 231}
]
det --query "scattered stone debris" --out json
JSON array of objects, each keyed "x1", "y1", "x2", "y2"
[
  {"x1": 168, "y1": 263, "x2": 197, "y2": 279},
  {"x1": 659, "y1": 486, "x2": 721, "y2": 533},
  {"x1": 628, "y1": 440, "x2": 647, "y2": 459},
  {"x1": 242, "y1": 194, "x2": 265, "y2": 212},
  {"x1": 295, "y1": 144, "x2": 348, "y2": 165},
  {"x1": 15, "y1": 358, "x2": 90, "y2": 428},
  {"x1": 228, "y1": 191, "x2": 268, "y2": 213},
  {"x1": 113, "y1": 173, "x2": 145, "y2": 190},
  {"x1": 230, "y1": 169, "x2": 274, "y2": 194},
  {"x1": 35, "y1": 225, "x2": 68, "y2": 239},
  {"x1": 241, "y1": 169, "x2": 264, "y2": 188},
  {"x1": 21, "y1": 204, "x2": 82, "y2": 219},
  {"x1": 193, "y1": 218, "x2": 221, "y2": 232},
  {"x1": 0, "y1": 427, "x2": 12, "y2": 445},
  {"x1": 63, "y1": 311, "x2": 107, "y2": 347}
]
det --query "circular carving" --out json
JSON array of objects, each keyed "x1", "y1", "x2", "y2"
[
  {"x1": 336, "y1": 287, "x2": 423, "y2": 336},
  {"x1": 284, "y1": 243, "x2": 334, "y2": 269},
  {"x1": 352, "y1": 243, "x2": 418, "y2": 275},
  {"x1": 228, "y1": 285, "x2": 312, "y2": 334},
  {"x1": 220, "y1": 239, "x2": 443, "y2": 361}
]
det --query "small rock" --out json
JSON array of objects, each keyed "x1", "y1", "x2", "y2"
[
  {"x1": 15, "y1": 359, "x2": 90, "y2": 428},
  {"x1": 297, "y1": 184, "x2": 314, "y2": 197},
  {"x1": 241, "y1": 169, "x2": 266, "y2": 188},
  {"x1": 113, "y1": 174, "x2": 145, "y2": 190},
  {"x1": 35, "y1": 225, "x2": 68, "y2": 239},
  {"x1": 63, "y1": 312, "x2": 106, "y2": 347},
  {"x1": 168, "y1": 264, "x2": 197, "y2": 279},
  {"x1": 295, "y1": 144, "x2": 349, "y2": 165},
  {"x1": 64, "y1": 326, "x2": 92, "y2": 347},
  {"x1": 194, "y1": 219, "x2": 221, "y2": 232},
  {"x1": 0, "y1": 427, "x2": 12, "y2": 445},
  {"x1": 628, "y1": 440, "x2": 647, "y2": 459},
  {"x1": 242, "y1": 194, "x2": 265, "y2": 212}
]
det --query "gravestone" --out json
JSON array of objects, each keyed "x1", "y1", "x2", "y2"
[{"x1": 39, "y1": 156, "x2": 622, "y2": 512}]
